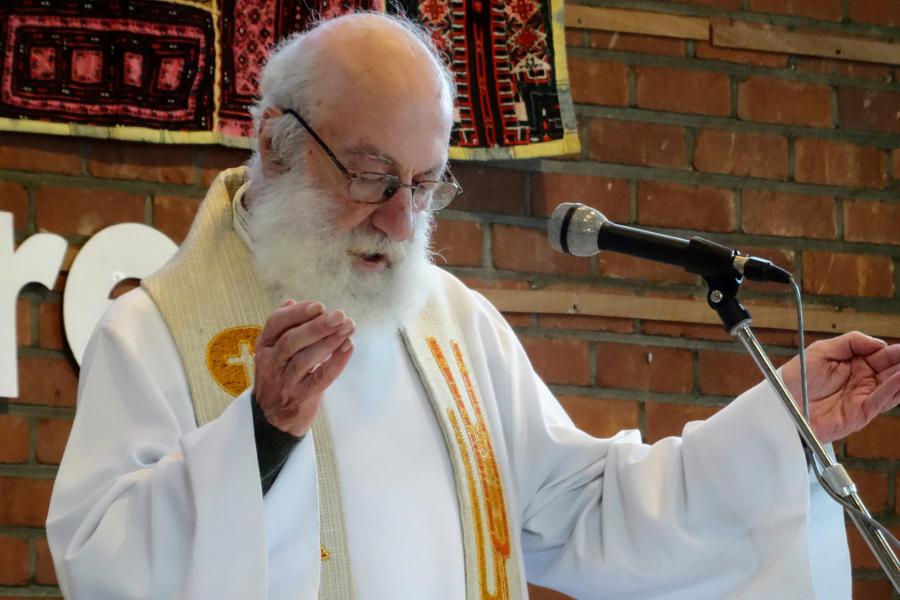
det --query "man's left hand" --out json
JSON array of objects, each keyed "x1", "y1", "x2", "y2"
[{"x1": 780, "y1": 331, "x2": 900, "y2": 443}]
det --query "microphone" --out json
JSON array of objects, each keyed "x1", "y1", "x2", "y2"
[{"x1": 548, "y1": 202, "x2": 792, "y2": 284}]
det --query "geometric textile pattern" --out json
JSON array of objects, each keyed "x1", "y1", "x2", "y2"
[
  {"x1": 0, "y1": 0, "x2": 216, "y2": 129},
  {"x1": 0, "y1": 0, "x2": 579, "y2": 160}
]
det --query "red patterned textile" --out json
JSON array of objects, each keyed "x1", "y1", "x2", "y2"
[{"x1": 0, "y1": 0, "x2": 578, "y2": 159}]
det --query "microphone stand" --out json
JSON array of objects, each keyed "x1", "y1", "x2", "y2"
[{"x1": 702, "y1": 271, "x2": 900, "y2": 593}]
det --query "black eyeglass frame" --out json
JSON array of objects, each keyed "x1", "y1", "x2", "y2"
[{"x1": 281, "y1": 108, "x2": 462, "y2": 211}]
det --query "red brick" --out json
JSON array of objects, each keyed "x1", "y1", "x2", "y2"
[
  {"x1": 845, "y1": 415, "x2": 900, "y2": 458},
  {"x1": 492, "y1": 225, "x2": 591, "y2": 276},
  {"x1": 795, "y1": 57, "x2": 891, "y2": 82},
  {"x1": 694, "y1": 130, "x2": 789, "y2": 180},
  {"x1": 565, "y1": 28, "x2": 584, "y2": 47},
  {"x1": 641, "y1": 321, "x2": 735, "y2": 342},
  {"x1": 528, "y1": 584, "x2": 574, "y2": 600},
  {"x1": 460, "y1": 277, "x2": 530, "y2": 291},
  {"x1": 38, "y1": 300, "x2": 64, "y2": 351},
  {"x1": 636, "y1": 66, "x2": 731, "y2": 117},
  {"x1": 749, "y1": 0, "x2": 841, "y2": 20},
  {"x1": 36, "y1": 418, "x2": 72, "y2": 465},
  {"x1": 637, "y1": 181, "x2": 735, "y2": 232},
  {"x1": 86, "y1": 141, "x2": 196, "y2": 184},
  {"x1": 695, "y1": 41, "x2": 788, "y2": 68},
  {"x1": 16, "y1": 356, "x2": 78, "y2": 407},
  {"x1": 0, "y1": 182, "x2": 28, "y2": 231},
  {"x1": 656, "y1": 0, "x2": 741, "y2": 7},
  {"x1": 843, "y1": 200, "x2": 900, "y2": 245},
  {"x1": 0, "y1": 477, "x2": 53, "y2": 527},
  {"x1": 797, "y1": 57, "x2": 891, "y2": 83},
  {"x1": 0, "y1": 536, "x2": 29, "y2": 585},
  {"x1": 36, "y1": 186, "x2": 145, "y2": 236},
  {"x1": 795, "y1": 139, "x2": 887, "y2": 189},
  {"x1": 432, "y1": 219, "x2": 482, "y2": 267},
  {"x1": 34, "y1": 538, "x2": 57, "y2": 585},
  {"x1": 15, "y1": 299, "x2": 30, "y2": 347},
  {"x1": 589, "y1": 32, "x2": 685, "y2": 57},
  {"x1": 802, "y1": 251, "x2": 894, "y2": 298},
  {"x1": 200, "y1": 146, "x2": 252, "y2": 187},
  {"x1": 520, "y1": 336, "x2": 590, "y2": 385},
  {"x1": 846, "y1": 468, "x2": 888, "y2": 513},
  {"x1": 851, "y1": 578, "x2": 892, "y2": 600},
  {"x1": 0, "y1": 416, "x2": 28, "y2": 464},
  {"x1": 738, "y1": 77, "x2": 832, "y2": 128},
  {"x1": 597, "y1": 342, "x2": 693, "y2": 393},
  {"x1": 645, "y1": 402, "x2": 719, "y2": 443},
  {"x1": 153, "y1": 194, "x2": 200, "y2": 244},
  {"x1": 450, "y1": 164, "x2": 527, "y2": 215},
  {"x1": 0, "y1": 133, "x2": 81, "y2": 175},
  {"x1": 741, "y1": 190, "x2": 836, "y2": 239},
  {"x1": 558, "y1": 396, "x2": 640, "y2": 438},
  {"x1": 538, "y1": 314, "x2": 634, "y2": 334},
  {"x1": 838, "y1": 88, "x2": 900, "y2": 134},
  {"x1": 502, "y1": 313, "x2": 535, "y2": 328},
  {"x1": 698, "y1": 350, "x2": 788, "y2": 396},
  {"x1": 599, "y1": 253, "x2": 698, "y2": 285},
  {"x1": 567, "y1": 58, "x2": 629, "y2": 106},
  {"x1": 847, "y1": 523, "x2": 900, "y2": 570},
  {"x1": 849, "y1": 0, "x2": 900, "y2": 26},
  {"x1": 588, "y1": 119, "x2": 687, "y2": 169},
  {"x1": 531, "y1": 172, "x2": 630, "y2": 220}
]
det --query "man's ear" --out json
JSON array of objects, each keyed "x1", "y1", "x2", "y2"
[{"x1": 258, "y1": 106, "x2": 289, "y2": 176}]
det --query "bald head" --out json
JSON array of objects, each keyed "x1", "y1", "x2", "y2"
[{"x1": 254, "y1": 13, "x2": 454, "y2": 135}]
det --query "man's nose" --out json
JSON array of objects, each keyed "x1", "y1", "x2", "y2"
[{"x1": 371, "y1": 187, "x2": 415, "y2": 241}]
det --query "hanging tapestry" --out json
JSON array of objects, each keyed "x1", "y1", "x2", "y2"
[{"x1": 0, "y1": 0, "x2": 579, "y2": 160}]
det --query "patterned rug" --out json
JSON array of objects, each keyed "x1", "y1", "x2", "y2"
[{"x1": 0, "y1": 0, "x2": 578, "y2": 160}]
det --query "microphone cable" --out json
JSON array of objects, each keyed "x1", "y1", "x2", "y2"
[{"x1": 789, "y1": 277, "x2": 900, "y2": 554}]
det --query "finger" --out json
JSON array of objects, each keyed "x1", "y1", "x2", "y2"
[
  {"x1": 875, "y1": 361, "x2": 900, "y2": 384},
  {"x1": 845, "y1": 331, "x2": 887, "y2": 356},
  {"x1": 863, "y1": 370, "x2": 900, "y2": 422},
  {"x1": 864, "y1": 343, "x2": 900, "y2": 374},
  {"x1": 809, "y1": 331, "x2": 885, "y2": 360},
  {"x1": 282, "y1": 328, "x2": 354, "y2": 389},
  {"x1": 273, "y1": 311, "x2": 354, "y2": 372},
  {"x1": 258, "y1": 301, "x2": 325, "y2": 348},
  {"x1": 304, "y1": 338, "x2": 354, "y2": 396}
]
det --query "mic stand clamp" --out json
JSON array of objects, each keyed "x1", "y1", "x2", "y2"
[{"x1": 701, "y1": 272, "x2": 900, "y2": 593}]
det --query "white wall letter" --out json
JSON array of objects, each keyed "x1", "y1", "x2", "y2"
[
  {"x1": 63, "y1": 223, "x2": 177, "y2": 365},
  {"x1": 0, "y1": 211, "x2": 67, "y2": 398}
]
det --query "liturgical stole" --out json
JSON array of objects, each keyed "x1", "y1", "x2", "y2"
[{"x1": 142, "y1": 167, "x2": 526, "y2": 599}]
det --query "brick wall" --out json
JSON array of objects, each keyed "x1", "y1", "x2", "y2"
[{"x1": 2, "y1": 1, "x2": 900, "y2": 597}]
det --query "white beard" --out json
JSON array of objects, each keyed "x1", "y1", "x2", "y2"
[{"x1": 245, "y1": 166, "x2": 437, "y2": 331}]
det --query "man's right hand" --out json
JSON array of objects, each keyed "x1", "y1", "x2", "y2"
[{"x1": 253, "y1": 300, "x2": 355, "y2": 437}]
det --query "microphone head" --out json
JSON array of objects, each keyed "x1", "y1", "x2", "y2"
[{"x1": 548, "y1": 202, "x2": 608, "y2": 257}]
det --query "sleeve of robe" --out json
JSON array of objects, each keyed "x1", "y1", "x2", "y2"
[
  {"x1": 459, "y1": 288, "x2": 851, "y2": 600},
  {"x1": 45, "y1": 290, "x2": 270, "y2": 600}
]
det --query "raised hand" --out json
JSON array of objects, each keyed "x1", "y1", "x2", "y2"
[
  {"x1": 780, "y1": 331, "x2": 900, "y2": 444},
  {"x1": 253, "y1": 300, "x2": 355, "y2": 437}
]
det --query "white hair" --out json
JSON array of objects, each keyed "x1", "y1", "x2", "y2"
[{"x1": 246, "y1": 160, "x2": 438, "y2": 330}]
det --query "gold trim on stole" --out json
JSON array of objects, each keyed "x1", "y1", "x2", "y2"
[{"x1": 427, "y1": 337, "x2": 512, "y2": 599}]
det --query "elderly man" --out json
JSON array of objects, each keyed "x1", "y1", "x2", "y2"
[{"x1": 48, "y1": 12, "x2": 898, "y2": 600}]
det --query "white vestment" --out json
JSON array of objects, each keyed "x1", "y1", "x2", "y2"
[{"x1": 47, "y1": 204, "x2": 851, "y2": 600}]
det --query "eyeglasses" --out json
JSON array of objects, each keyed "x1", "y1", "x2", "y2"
[{"x1": 282, "y1": 108, "x2": 462, "y2": 211}]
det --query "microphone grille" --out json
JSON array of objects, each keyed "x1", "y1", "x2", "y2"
[
  {"x1": 548, "y1": 202, "x2": 607, "y2": 257},
  {"x1": 547, "y1": 202, "x2": 577, "y2": 253}
]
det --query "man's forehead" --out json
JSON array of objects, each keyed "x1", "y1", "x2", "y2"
[{"x1": 346, "y1": 142, "x2": 448, "y2": 175}]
